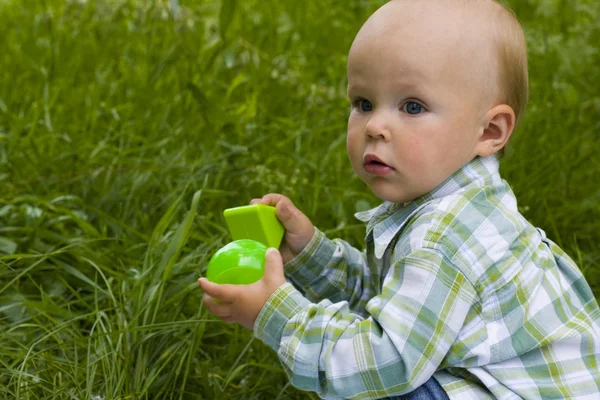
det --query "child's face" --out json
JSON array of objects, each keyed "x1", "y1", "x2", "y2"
[{"x1": 346, "y1": 2, "x2": 497, "y2": 204}]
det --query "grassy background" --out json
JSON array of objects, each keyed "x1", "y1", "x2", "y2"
[{"x1": 0, "y1": 0, "x2": 598, "y2": 398}]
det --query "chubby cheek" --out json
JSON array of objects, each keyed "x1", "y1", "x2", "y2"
[
  {"x1": 396, "y1": 135, "x2": 428, "y2": 173},
  {"x1": 410, "y1": 132, "x2": 467, "y2": 188},
  {"x1": 346, "y1": 121, "x2": 364, "y2": 173},
  {"x1": 396, "y1": 134, "x2": 443, "y2": 193}
]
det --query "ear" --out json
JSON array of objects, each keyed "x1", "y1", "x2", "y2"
[{"x1": 475, "y1": 104, "x2": 516, "y2": 158}]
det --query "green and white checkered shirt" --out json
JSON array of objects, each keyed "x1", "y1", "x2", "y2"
[{"x1": 253, "y1": 155, "x2": 600, "y2": 399}]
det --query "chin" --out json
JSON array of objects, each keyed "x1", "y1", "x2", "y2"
[{"x1": 368, "y1": 183, "x2": 413, "y2": 204}]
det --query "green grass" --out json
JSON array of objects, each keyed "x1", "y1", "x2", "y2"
[{"x1": 0, "y1": 0, "x2": 598, "y2": 398}]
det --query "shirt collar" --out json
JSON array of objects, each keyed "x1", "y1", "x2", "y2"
[{"x1": 354, "y1": 155, "x2": 502, "y2": 259}]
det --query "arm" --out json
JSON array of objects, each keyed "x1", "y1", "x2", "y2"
[
  {"x1": 249, "y1": 193, "x2": 378, "y2": 315},
  {"x1": 284, "y1": 228, "x2": 379, "y2": 317},
  {"x1": 254, "y1": 248, "x2": 479, "y2": 399}
]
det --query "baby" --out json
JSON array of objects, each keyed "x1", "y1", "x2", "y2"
[{"x1": 199, "y1": 0, "x2": 600, "y2": 398}]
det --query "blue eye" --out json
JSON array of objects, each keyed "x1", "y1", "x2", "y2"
[
  {"x1": 404, "y1": 101, "x2": 424, "y2": 115},
  {"x1": 357, "y1": 99, "x2": 373, "y2": 112}
]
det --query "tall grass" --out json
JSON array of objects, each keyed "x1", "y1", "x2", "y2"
[{"x1": 0, "y1": 0, "x2": 598, "y2": 398}]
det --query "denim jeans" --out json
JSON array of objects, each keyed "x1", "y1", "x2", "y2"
[{"x1": 386, "y1": 376, "x2": 449, "y2": 400}]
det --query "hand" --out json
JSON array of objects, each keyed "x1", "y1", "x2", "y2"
[
  {"x1": 250, "y1": 193, "x2": 315, "y2": 264},
  {"x1": 198, "y1": 248, "x2": 287, "y2": 330}
]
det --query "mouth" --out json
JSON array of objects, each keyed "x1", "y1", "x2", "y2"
[{"x1": 363, "y1": 154, "x2": 394, "y2": 176}]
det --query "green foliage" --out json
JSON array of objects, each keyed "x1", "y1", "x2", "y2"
[{"x1": 0, "y1": 0, "x2": 598, "y2": 398}]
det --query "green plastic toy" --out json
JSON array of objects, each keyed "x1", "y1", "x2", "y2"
[
  {"x1": 206, "y1": 204, "x2": 284, "y2": 285},
  {"x1": 206, "y1": 239, "x2": 268, "y2": 284},
  {"x1": 223, "y1": 204, "x2": 284, "y2": 249}
]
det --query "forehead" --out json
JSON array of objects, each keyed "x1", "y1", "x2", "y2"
[{"x1": 347, "y1": 1, "x2": 495, "y2": 94}]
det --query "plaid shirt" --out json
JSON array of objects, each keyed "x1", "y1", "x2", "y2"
[{"x1": 254, "y1": 155, "x2": 600, "y2": 400}]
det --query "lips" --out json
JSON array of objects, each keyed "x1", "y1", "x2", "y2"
[
  {"x1": 363, "y1": 154, "x2": 394, "y2": 176},
  {"x1": 364, "y1": 154, "x2": 388, "y2": 166}
]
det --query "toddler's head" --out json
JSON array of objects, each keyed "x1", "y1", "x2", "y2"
[{"x1": 346, "y1": 0, "x2": 528, "y2": 203}]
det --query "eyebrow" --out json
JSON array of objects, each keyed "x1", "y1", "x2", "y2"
[{"x1": 346, "y1": 79, "x2": 426, "y2": 97}]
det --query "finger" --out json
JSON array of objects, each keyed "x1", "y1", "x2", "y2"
[
  {"x1": 273, "y1": 201, "x2": 314, "y2": 238},
  {"x1": 264, "y1": 247, "x2": 284, "y2": 273},
  {"x1": 250, "y1": 198, "x2": 262, "y2": 205},
  {"x1": 256, "y1": 194, "x2": 298, "y2": 222},
  {"x1": 263, "y1": 247, "x2": 286, "y2": 286},
  {"x1": 254, "y1": 194, "x2": 300, "y2": 225},
  {"x1": 257, "y1": 193, "x2": 289, "y2": 207},
  {"x1": 198, "y1": 278, "x2": 237, "y2": 302},
  {"x1": 202, "y1": 293, "x2": 233, "y2": 317}
]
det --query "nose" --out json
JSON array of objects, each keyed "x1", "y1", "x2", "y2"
[{"x1": 364, "y1": 110, "x2": 392, "y2": 141}]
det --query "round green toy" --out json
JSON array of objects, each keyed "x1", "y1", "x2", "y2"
[{"x1": 206, "y1": 239, "x2": 267, "y2": 285}]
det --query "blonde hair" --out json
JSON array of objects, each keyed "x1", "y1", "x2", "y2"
[{"x1": 488, "y1": 0, "x2": 529, "y2": 155}]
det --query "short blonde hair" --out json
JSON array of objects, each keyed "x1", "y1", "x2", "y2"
[{"x1": 488, "y1": 0, "x2": 529, "y2": 155}]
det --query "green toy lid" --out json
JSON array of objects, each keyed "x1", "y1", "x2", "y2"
[
  {"x1": 206, "y1": 239, "x2": 267, "y2": 285},
  {"x1": 223, "y1": 204, "x2": 284, "y2": 248}
]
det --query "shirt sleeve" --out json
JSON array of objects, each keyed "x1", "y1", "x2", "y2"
[
  {"x1": 283, "y1": 228, "x2": 378, "y2": 317},
  {"x1": 254, "y1": 247, "x2": 479, "y2": 399}
]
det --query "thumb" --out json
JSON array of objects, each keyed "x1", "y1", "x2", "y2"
[
  {"x1": 263, "y1": 248, "x2": 284, "y2": 283},
  {"x1": 276, "y1": 200, "x2": 311, "y2": 234}
]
